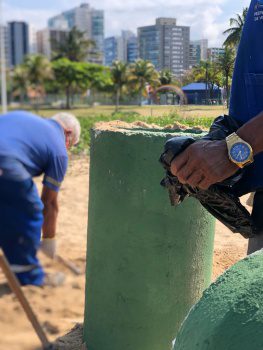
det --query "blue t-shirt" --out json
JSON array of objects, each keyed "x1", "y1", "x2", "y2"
[
  {"x1": 229, "y1": 0, "x2": 263, "y2": 194},
  {"x1": 0, "y1": 111, "x2": 68, "y2": 192},
  {"x1": 230, "y1": 0, "x2": 263, "y2": 122}
]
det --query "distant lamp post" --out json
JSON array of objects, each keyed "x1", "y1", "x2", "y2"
[
  {"x1": 205, "y1": 61, "x2": 208, "y2": 105},
  {"x1": 0, "y1": 0, "x2": 7, "y2": 114}
]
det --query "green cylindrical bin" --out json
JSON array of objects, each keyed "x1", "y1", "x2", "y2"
[
  {"x1": 84, "y1": 124, "x2": 215, "y2": 350},
  {"x1": 173, "y1": 251, "x2": 263, "y2": 350}
]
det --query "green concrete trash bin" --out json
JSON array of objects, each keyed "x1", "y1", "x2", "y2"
[
  {"x1": 84, "y1": 122, "x2": 215, "y2": 350},
  {"x1": 173, "y1": 250, "x2": 263, "y2": 350}
]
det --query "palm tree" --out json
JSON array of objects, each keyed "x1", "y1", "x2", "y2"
[
  {"x1": 52, "y1": 27, "x2": 95, "y2": 62},
  {"x1": 223, "y1": 8, "x2": 248, "y2": 48},
  {"x1": 129, "y1": 60, "x2": 160, "y2": 106},
  {"x1": 23, "y1": 55, "x2": 53, "y2": 109},
  {"x1": 191, "y1": 61, "x2": 222, "y2": 101},
  {"x1": 217, "y1": 48, "x2": 236, "y2": 107},
  {"x1": 111, "y1": 61, "x2": 129, "y2": 111},
  {"x1": 159, "y1": 69, "x2": 172, "y2": 85},
  {"x1": 12, "y1": 65, "x2": 28, "y2": 104}
]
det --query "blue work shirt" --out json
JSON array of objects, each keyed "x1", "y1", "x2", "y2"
[
  {"x1": 0, "y1": 111, "x2": 68, "y2": 192},
  {"x1": 230, "y1": 0, "x2": 263, "y2": 194}
]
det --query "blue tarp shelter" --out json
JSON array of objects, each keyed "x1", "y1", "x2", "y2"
[{"x1": 182, "y1": 83, "x2": 221, "y2": 104}]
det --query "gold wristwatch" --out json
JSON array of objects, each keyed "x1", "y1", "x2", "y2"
[{"x1": 226, "y1": 133, "x2": 254, "y2": 168}]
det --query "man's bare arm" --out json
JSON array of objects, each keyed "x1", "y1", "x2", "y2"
[
  {"x1": 41, "y1": 186, "x2": 59, "y2": 239},
  {"x1": 171, "y1": 111, "x2": 263, "y2": 190}
]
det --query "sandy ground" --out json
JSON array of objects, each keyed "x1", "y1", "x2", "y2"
[{"x1": 0, "y1": 157, "x2": 248, "y2": 350}]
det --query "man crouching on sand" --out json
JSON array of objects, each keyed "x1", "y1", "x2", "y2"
[{"x1": 0, "y1": 111, "x2": 81, "y2": 286}]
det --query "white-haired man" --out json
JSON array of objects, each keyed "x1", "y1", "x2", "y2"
[{"x1": 0, "y1": 110, "x2": 81, "y2": 286}]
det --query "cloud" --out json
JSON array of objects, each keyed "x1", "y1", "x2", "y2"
[
  {"x1": 3, "y1": 2, "x2": 54, "y2": 29},
  {"x1": 2, "y1": 0, "x2": 247, "y2": 47},
  {"x1": 97, "y1": 0, "x2": 230, "y2": 46}
]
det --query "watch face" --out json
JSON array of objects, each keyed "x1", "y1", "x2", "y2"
[{"x1": 230, "y1": 142, "x2": 251, "y2": 163}]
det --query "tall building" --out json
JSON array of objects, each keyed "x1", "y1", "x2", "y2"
[
  {"x1": 127, "y1": 36, "x2": 138, "y2": 63},
  {"x1": 104, "y1": 31, "x2": 138, "y2": 66},
  {"x1": 48, "y1": 16, "x2": 68, "y2": 30},
  {"x1": 36, "y1": 28, "x2": 69, "y2": 60},
  {"x1": 207, "y1": 47, "x2": 225, "y2": 62},
  {"x1": 189, "y1": 39, "x2": 208, "y2": 68},
  {"x1": 48, "y1": 3, "x2": 104, "y2": 64},
  {"x1": 189, "y1": 42, "x2": 201, "y2": 68},
  {"x1": 199, "y1": 39, "x2": 208, "y2": 61},
  {"x1": 138, "y1": 23, "x2": 160, "y2": 70},
  {"x1": 0, "y1": 26, "x2": 10, "y2": 67},
  {"x1": 138, "y1": 18, "x2": 190, "y2": 78},
  {"x1": 29, "y1": 25, "x2": 37, "y2": 54},
  {"x1": 8, "y1": 21, "x2": 29, "y2": 67},
  {"x1": 104, "y1": 36, "x2": 118, "y2": 66},
  {"x1": 119, "y1": 31, "x2": 138, "y2": 63}
]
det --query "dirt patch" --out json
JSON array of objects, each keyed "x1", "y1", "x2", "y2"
[
  {"x1": 94, "y1": 120, "x2": 207, "y2": 132},
  {"x1": 212, "y1": 211, "x2": 248, "y2": 280}
]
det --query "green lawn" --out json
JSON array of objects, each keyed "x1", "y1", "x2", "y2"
[
  {"x1": 33, "y1": 105, "x2": 227, "y2": 154},
  {"x1": 39, "y1": 104, "x2": 227, "y2": 119}
]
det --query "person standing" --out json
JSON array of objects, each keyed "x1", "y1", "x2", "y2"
[{"x1": 170, "y1": 0, "x2": 263, "y2": 253}]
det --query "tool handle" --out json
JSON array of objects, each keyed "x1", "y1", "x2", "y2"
[
  {"x1": 56, "y1": 255, "x2": 82, "y2": 275},
  {"x1": 0, "y1": 249, "x2": 51, "y2": 349}
]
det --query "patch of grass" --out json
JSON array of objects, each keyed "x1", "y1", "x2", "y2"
[
  {"x1": 38, "y1": 104, "x2": 227, "y2": 119},
  {"x1": 25, "y1": 105, "x2": 221, "y2": 154}
]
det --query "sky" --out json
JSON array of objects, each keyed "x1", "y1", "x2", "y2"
[{"x1": 3, "y1": 0, "x2": 250, "y2": 46}]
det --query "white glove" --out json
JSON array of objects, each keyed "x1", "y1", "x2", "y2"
[{"x1": 40, "y1": 238, "x2": 57, "y2": 259}]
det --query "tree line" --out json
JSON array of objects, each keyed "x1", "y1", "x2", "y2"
[{"x1": 9, "y1": 8, "x2": 247, "y2": 110}]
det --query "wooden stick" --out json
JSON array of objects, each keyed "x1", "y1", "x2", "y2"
[
  {"x1": 0, "y1": 249, "x2": 52, "y2": 350},
  {"x1": 56, "y1": 255, "x2": 82, "y2": 276}
]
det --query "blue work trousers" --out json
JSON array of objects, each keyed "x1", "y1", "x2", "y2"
[{"x1": 0, "y1": 173, "x2": 44, "y2": 286}]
